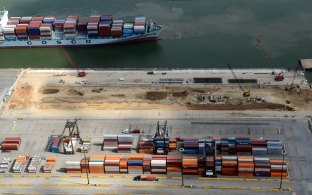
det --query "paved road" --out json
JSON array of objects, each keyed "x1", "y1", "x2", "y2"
[{"x1": 0, "y1": 174, "x2": 292, "y2": 195}]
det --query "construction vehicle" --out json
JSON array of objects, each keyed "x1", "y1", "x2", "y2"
[
  {"x1": 59, "y1": 46, "x2": 87, "y2": 77},
  {"x1": 274, "y1": 73, "x2": 284, "y2": 81},
  {"x1": 133, "y1": 175, "x2": 159, "y2": 181},
  {"x1": 285, "y1": 104, "x2": 296, "y2": 111},
  {"x1": 227, "y1": 63, "x2": 251, "y2": 97},
  {"x1": 285, "y1": 64, "x2": 301, "y2": 91},
  {"x1": 122, "y1": 128, "x2": 141, "y2": 134}
]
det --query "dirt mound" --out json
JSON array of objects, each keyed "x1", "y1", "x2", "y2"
[
  {"x1": 91, "y1": 88, "x2": 103, "y2": 93},
  {"x1": 42, "y1": 88, "x2": 59, "y2": 94},
  {"x1": 111, "y1": 94, "x2": 125, "y2": 97},
  {"x1": 146, "y1": 91, "x2": 168, "y2": 101},
  {"x1": 171, "y1": 91, "x2": 188, "y2": 98},
  {"x1": 186, "y1": 103, "x2": 284, "y2": 110},
  {"x1": 68, "y1": 89, "x2": 84, "y2": 96}
]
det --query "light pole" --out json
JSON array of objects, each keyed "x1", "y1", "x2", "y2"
[
  {"x1": 83, "y1": 152, "x2": 90, "y2": 185},
  {"x1": 180, "y1": 148, "x2": 184, "y2": 187},
  {"x1": 279, "y1": 149, "x2": 286, "y2": 190}
]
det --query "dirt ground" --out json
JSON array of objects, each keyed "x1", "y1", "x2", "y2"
[{"x1": 6, "y1": 81, "x2": 312, "y2": 113}]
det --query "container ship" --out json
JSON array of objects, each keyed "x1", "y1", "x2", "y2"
[{"x1": 0, "y1": 10, "x2": 163, "y2": 48}]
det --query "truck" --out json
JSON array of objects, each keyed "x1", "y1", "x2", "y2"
[
  {"x1": 274, "y1": 73, "x2": 284, "y2": 81},
  {"x1": 122, "y1": 128, "x2": 141, "y2": 134},
  {"x1": 0, "y1": 158, "x2": 11, "y2": 173},
  {"x1": 42, "y1": 157, "x2": 56, "y2": 173},
  {"x1": 27, "y1": 156, "x2": 42, "y2": 173},
  {"x1": 133, "y1": 175, "x2": 159, "y2": 181},
  {"x1": 12, "y1": 155, "x2": 29, "y2": 173}
]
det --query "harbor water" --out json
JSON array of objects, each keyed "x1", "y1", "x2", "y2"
[{"x1": 0, "y1": 0, "x2": 312, "y2": 81}]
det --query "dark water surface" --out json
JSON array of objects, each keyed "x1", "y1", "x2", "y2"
[{"x1": 0, "y1": 0, "x2": 312, "y2": 73}]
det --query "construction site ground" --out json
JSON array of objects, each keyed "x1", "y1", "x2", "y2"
[{"x1": 2, "y1": 69, "x2": 311, "y2": 118}]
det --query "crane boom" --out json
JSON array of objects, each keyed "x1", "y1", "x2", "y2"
[
  {"x1": 227, "y1": 63, "x2": 250, "y2": 97},
  {"x1": 59, "y1": 46, "x2": 86, "y2": 77}
]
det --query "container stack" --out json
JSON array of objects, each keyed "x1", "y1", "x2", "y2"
[
  {"x1": 238, "y1": 155, "x2": 254, "y2": 177},
  {"x1": 267, "y1": 140, "x2": 283, "y2": 155},
  {"x1": 111, "y1": 19, "x2": 123, "y2": 38},
  {"x1": 27, "y1": 156, "x2": 42, "y2": 173},
  {"x1": 154, "y1": 137, "x2": 169, "y2": 154},
  {"x1": 117, "y1": 135, "x2": 132, "y2": 153},
  {"x1": 100, "y1": 15, "x2": 113, "y2": 24},
  {"x1": 43, "y1": 157, "x2": 56, "y2": 173},
  {"x1": 134, "y1": 16, "x2": 146, "y2": 35},
  {"x1": 20, "y1": 17, "x2": 32, "y2": 24},
  {"x1": 166, "y1": 154, "x2": 182, "y2": 176},
  {"x1": 169, "y1": 138, "x2": 177, "y2": 151},
  {"x1": 104, "y1": 155, "x2": 121, "y2": 173},
  {"x1": 88, "y1": 155, "x2": 105, "y2": 173},
  {"x1": 1, "y1": 136, "x2": 21, "y2": 151},
  {"x1": 80, "y1": 157, "x2": 89, "y2": 173},
  {"x1": 28, "y1": 21, "x2": 41, "y2": 40},
  {"x1": 77, "y1": 22, "x2": 88, "y2": 32},
  {"x1": 102, "y1": 134, "x2": 118, "y2": 152},
  {"x1": 221, "y1": 155, "x2": 238, "y2": 176},
  {"x1": 205, "y1": 156, "x2": 215, "y2": 176},
  {"x1": 53, "y1": 19, "x2": 65, "y2": 32},
  {"x1": 15, "y1": 24, "x2": 28, "y2": 40},
  {"x1": 43, "y1": 16, "x2": 56, "y2": 24},
  {"x1": 270, "y1": 159, "x2": 287, "y2": 178},
  {"x1": 254, "y1": 157, "x2": 271, "y2": 177},
  {"x1": 65, "y1": 161, "x2": 81, "y2": 173},
  {"x1": 3, "y1": 25, "x2": 16, "y2": 41},
  {"x1": 99, "y1": 15, "x2": 113, "y2": 37},
  {"x1": 87, "y1": 16, "x2": 100, "y2": 38},
  {"x1": 251, "y1": 140, "x2": 267, "y2": 156},
  {"x1": 99, "y1": 22, "x2": 111, "y2": 37},
  {"x1": 219, "y1": 138, "x2": 229, "y2": 155},
  {"x1": 64, "y1": 15, "x2": 78, "y2": 39},
  {"x1": 143, "y1": 157, "x2": 151, "y2": 174},
  {"x1": 182, "y1": 155, "x2": 198, "y2": 175},
  {"x1": 7, "y1": 17, "x2": 20, "y2": 25},
  {"x1": 128, "y1": 155, "x2": 144, "y2": 174},
  {"x1": 122, "y1": 23, "x2": 134, "y2": 37},
  {"x1": 12, "y1": 155, "x2": 28, "y2": 173},
  {"x1": 39, "y1": 23, "x2": 52, "y2": 39},
  {"x1": 51, "y1": 136, "x2": 61, "y2": 153},
  {"x1": 151, "y1": 155, "x2": 167, "y2": 174},
  {"x1": 215, "y1": 154, "x2": 222, "y2": 173},
  {"x1": 236, "y1": 137, "x2": 252, "y2": 155},
  {"x1": 32, "y1": 16, "x2": 44, "y2": 22},
  {"x1": 119, "y1": 157, "x2": 128, "y2": 173},
  {"x1": 138, "y1": 136, "x2": 154, "y2": 154},
  {"x1": 182, "y1": 138, "x2": 198, "y2": 154},
  {"x1": 198, "y1": 157, "x2": 205, "y2": 176}
]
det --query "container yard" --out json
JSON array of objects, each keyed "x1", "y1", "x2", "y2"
[{"x1": 0, "y1": 69, "x2": 311, "y2": 195}]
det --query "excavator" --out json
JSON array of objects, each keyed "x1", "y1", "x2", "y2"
[
  {"x1": 59, "y1": 46, "x2": 87, "y2": 77},
  {"x1": 227, "y1": 63, "x2": 250, "y2": 97}
]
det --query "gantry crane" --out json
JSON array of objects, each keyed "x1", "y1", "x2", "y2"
[{"x1": 61, "y1": 119, "x2": 80, "y2": 155}]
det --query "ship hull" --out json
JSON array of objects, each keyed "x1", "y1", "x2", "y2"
[{"x1": 0, "y1": 32, "x2": 160, "y2": 48}]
